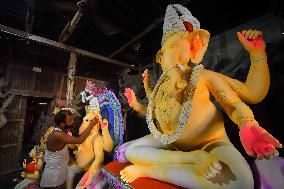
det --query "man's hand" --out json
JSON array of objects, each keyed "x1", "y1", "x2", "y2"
[
  {"x1": 89, "y1": 117, "x2": 99, "y2": 127},
  {"x1": 237, "y1": 30, "x2": 265, "y2": 53},
  {"x1": 240, "y1": 125, "x2": 282, "y2": 159}
]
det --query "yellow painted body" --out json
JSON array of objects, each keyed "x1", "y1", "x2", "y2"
[
  {"x1": 121, "y1": 30, "x2": 274, "y2": 188},
  {"x1": 75, "y1": 112, "x2": 113, "y2": 188},
  {"x1": 15, "y1": 147, "x2": 44, "y2": 189}
]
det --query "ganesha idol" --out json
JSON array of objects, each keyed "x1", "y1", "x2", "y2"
[
  {"x1": 66, "y1": 81, "x2": 124, "y2": 189},
  {"x1": 14, "y1": 127, "x2": 53, "y2": 189},
  {"x1": 111, "y1": 4, "x2": 283, "y2": 189},
  {"x1": 14, "y1": 146, "x2": 43, "y2": 189}
]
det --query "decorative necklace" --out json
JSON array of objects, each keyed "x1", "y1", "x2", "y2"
[
  {"x1": 146, "y1": 64, "x2": 204, "y2": 145},
  {"x1": 154, "y1": 76, "x2": 176, "y2": 125}
]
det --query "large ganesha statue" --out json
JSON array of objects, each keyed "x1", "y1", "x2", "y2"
[{"x1": 117, "y1": 4, "x2": 282, "y2": 189}]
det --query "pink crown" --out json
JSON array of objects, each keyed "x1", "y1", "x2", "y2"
[{"x1": 85, "y1": 80, "x2": 108, "y2": 96}]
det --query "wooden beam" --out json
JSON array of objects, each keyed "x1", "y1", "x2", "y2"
[
  {"x1": 6, "y1": 89, "x2": 55, "y2": 98},
  {"x1": 109, "y1": 16, "x2": 164, "y2": 58},
  {"x1": 57, "y1": 74, "x2": 65, "y2": 100},
  {"x1": 59, "y1": 10, "x2": 83, "y2": 43},
  {"x1": 25, "y1": 2, "x2": 35, "y2": 34},
  {"x1": 0, "y1": 24, "x2": 137, "y2": 69},
  {"x1": 66, "y1": 52, "x2": 77, "y2": 106}
]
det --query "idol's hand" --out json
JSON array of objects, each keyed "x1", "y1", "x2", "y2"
[
  {"x1": 124, "y1": 88, "x2": 138, "y2": 109},
  {"x1": 142, "y1": 69, "x2": 150, "y2": 84},
  {"x1": 194, "y1": 151, "x2": 222, "y2": 180},
  {"x1": 240, "y1": 125, "x2": 282, "y2": 159},
  {"x1": 100, "y1": 119, "x2": 108, "y2": 129},
  {"x1": 237, "y1": 30, "x2": 265, "y2": 53}
]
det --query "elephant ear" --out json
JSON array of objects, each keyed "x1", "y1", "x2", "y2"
[{"x1": 189, "y1": 29, "x2": 210, "y2": 64}]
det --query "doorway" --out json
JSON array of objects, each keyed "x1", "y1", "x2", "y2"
[{"x1": 23, "y1": 97, "x2": 52, "y2": 151}]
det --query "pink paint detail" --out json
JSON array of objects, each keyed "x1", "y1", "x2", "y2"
[
  {"x1": 80, "y1": 172, "x2": 89, "y2": 187},
  {"x1": 101, "y1": 121, "x2": 108, "y2": 129},
  {"x1": 183, "y1": 22, "x2": 193, "y2": 33},
  {"x1": 85, "y1": 80, "x2": 108, "y2": 96},
  {"x1": 27, "y1": 182, "x2": 39, "y2": 189},
  {"x1": 117, "y1": 142, "x2": 131, "y2": 163},
  {"x1": 124, "y1": 88, "x2": 134, "y2": 107},
  {"x1": 67, "y1": 131, "x2": 72, "y2": 136},
  {"x1": 237, "y1": 32, "x2": 265, "y2": 50},
  {"x1": 239, "y1": 125, "x2": 282, "y2": 158}
]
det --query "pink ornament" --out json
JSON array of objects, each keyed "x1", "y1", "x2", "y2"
[
  {"x1": 85, "y1": 80, "x2": 109, "y2": 96},
  {"x1": 67, "y1": 131, "x2": 72, "y2": 136}
]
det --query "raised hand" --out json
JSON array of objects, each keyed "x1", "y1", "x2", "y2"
[
  {"x1": 237, "y1": 30, "x2": 265, "y2": 53},
  {"x1": 142, "y1": 69, "x2": 150, "y2": 84},
  {"x1": 124, "y1": 88, "x2": 138, "y2": 109},
  {"x1": 100, "y1": 119, "x2": 108, "y2": 129},
  {"x1": 239, "y1": 125, "x2": 282, "y2": 159}
]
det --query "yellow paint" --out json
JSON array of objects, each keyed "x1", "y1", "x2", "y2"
[{"x1": 122, "y1": 29, "x2": 277, "y2": 188}]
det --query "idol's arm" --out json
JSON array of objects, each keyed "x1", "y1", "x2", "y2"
[
  {"x1": 100, "y1": 119, "x2": 113, "y2": 152},
  {"x1": 124, "y1": 88, "x2": 147, "y2": 116},
  {"x1": 205, "y1": 70, "x2": 282, "y2": 159},
  {"x1": 142, "y1": 69, "x2": 153, "y2": 99},
  {"x1": 224, "y1": 30, "x2": 269, "y2": 104}
]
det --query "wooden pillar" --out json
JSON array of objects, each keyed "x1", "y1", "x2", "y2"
[{"x1": 66, "y1": 52, "x2": 77, "y2": 106}]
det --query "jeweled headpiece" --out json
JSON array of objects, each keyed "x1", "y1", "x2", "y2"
[{"x1": 162, "y1": 4, "x2": 200, "y2": 45}]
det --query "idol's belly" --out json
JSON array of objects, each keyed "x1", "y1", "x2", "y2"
[
  {"x1": 76, "y1": 144, "x2": 94, "y2": 170},
  {"x1": 156, "y1": 99, "x2": 228, "y2": 151}
]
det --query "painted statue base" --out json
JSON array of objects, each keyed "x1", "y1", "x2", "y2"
[
  {"x1": 76, "y1": 170, "x2": 108, "y2": 189},
  {"x1": 102, "y1": 160, "x2": 184, "y2": 189}
]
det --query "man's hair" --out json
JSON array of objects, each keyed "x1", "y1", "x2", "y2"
[{"x1": 54, "y1": 110, "x2": 72, "y2": 126}]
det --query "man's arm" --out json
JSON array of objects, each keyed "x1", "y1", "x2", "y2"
[{"x1": 55, "y1": 118, "x2": 98, "y2": 144}]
